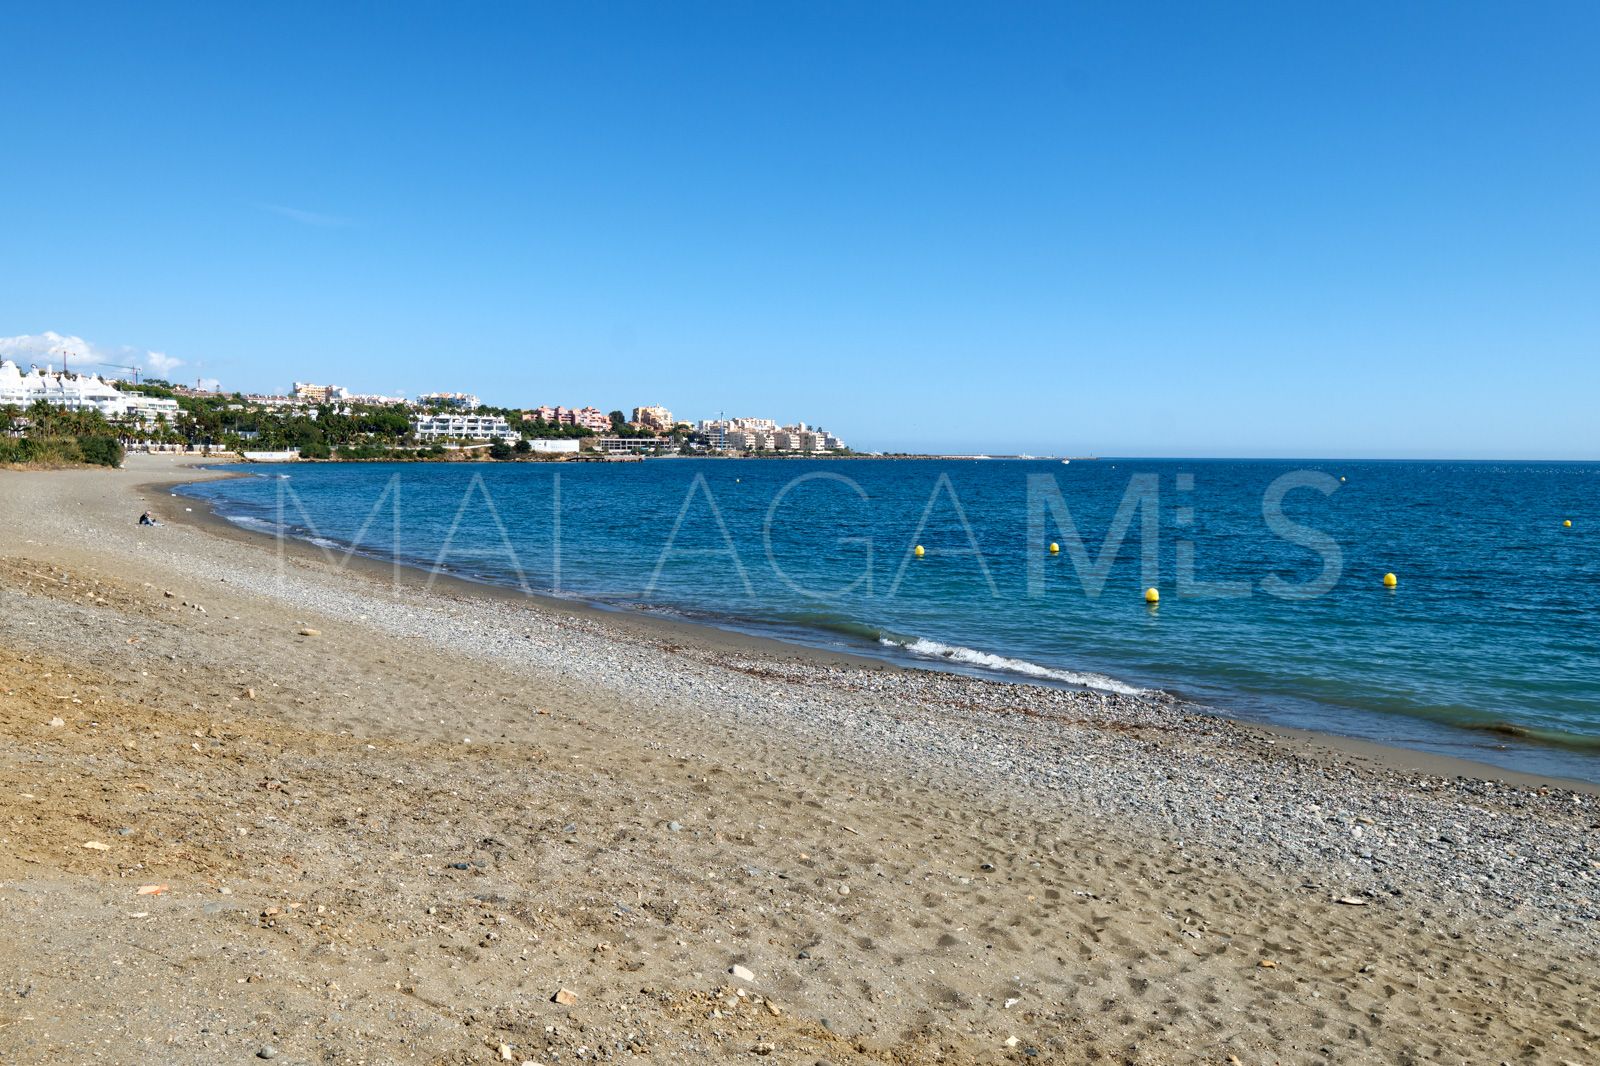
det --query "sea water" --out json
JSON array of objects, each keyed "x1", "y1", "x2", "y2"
[{"x1": 181, "y1": 458, "x2": 1600, "y2": 781}]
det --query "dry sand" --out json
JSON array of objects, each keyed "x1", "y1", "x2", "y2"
[{"x1": 0, "y1": 455, "x2": 1595, "y2": 1065}]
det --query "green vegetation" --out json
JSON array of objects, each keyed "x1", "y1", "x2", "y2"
[
  {"x1": 168, "y1": 394, "x2": 416, "y2": 454},
  {"x1": 78, "y1": 435, "x2": 126, "y2": 467},
  {"x1": 1, "y1": 386, "x2": 684, "y2": 465},
  {"x1": 0, "y1": 401, "x2": 126, "y2": 467},
  {"x1": 606, "y1": 409, "x2": 657, "y2": 439}
]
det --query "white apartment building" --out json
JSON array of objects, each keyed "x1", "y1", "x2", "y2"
[
  {"x1": 0, "y1": 360, "x2": 180, "y2": 425},
  {"x1": 410, "y1": 413, "x2": 519, "y2": 442},
  {"x1": 697, "y1": 415, "x2": 845, "y2": 453},
  {"x1": 122, "y1": 394, "x2": 183, "y2": 424},
  {"x1": 418, "y1": 391, "x2": 481, "y2": 410},
  {"x1": 591, "y1": 436, "x2": 663, "y2": 456}
]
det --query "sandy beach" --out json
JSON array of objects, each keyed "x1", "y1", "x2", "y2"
[{"x1": 1, "y1": 454, "x2": 1595, "y2": 1065}]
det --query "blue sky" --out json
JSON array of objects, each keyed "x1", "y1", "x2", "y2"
[{"x1": 2, "y1": 2, "x2": 1597, "y2": 458}]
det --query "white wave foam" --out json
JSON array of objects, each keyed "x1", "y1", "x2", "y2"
[
  {"x1": 881, "y1": 636, "x2": 1145, "y2": 695},
  {"x1": 223, "y1": 514, "x2": 344, "y2": 552},
  {"x1": 225, "y1": 514, "x2": 281, "y2": 535}
]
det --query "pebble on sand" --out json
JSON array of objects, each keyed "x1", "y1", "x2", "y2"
[
  {"x1": 298, "y1": 627, "x2": 321, "y2": 637},
  {"x1": 552, "y1": 987, "x2": 579, "y2": 1005},
  {"x1": 729, "y1": 964, "x2": 755, "y2": 983}
]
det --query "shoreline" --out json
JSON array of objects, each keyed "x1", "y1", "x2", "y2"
[
  {"x1": 4, "y1": 454, "x2": 1596, "y2": 1063},
  {"x1": 164, "y1": 460, "x2": 1600, "y2": 794}
]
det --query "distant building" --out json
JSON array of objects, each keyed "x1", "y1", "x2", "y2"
[
  {"x1": 292, "y1": 381, "x2": 346, "y2": 404},
  {"x1": 727, "y1": 428, "x2": 773, "y2": 451},
  {"x1": 590, "y1": 436, "x2": 664, "y2": 456},
  {"x1": 527, "y1": 439, "x2": 580, "y2": 454},
  {"x1": 529, "y1": 405, "x2": 612, "y2": 433},
  {"x1": 697, "y1": 420, "x2": 729, "y2": 450},
  {"x1": 410, "y1": 413, "x2": 519, "y2": 442},
  {"x1": 240, "y1": 393, "x2": 301, "y2": 409},
  {"x1": 0, "y1": 360, "x2": 180, "y2": 425},
  {"x1": 632, "y1": 405, "x2": 674, "y2": 431},
  {"x1": 122, "y1": 394, "x2": 184, "y2": 425},
  {"x1": 418, "y1": 391, "x2": 480, "y2": 410},
  {"x1": 696, "y1": 416, "x2": 845, "y2": 453}
]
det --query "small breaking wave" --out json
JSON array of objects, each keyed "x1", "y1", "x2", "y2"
[
  {"x1": 222, "y1": 513, "x2": 344, "y2": 553},
  {"x1": 225, "y1": 514, "x2": 282, "y2": 535},
  {"x1": 880, "y1": 635, "x2": 1146, "y2": 695}
]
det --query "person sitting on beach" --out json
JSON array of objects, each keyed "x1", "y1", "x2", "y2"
[{"x1": 138, "y1": 511, "x2": 156, "y2": 527}]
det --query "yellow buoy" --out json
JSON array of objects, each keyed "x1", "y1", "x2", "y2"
[
  {"x1": 914, "y1": 544, "x2": 925, "y2": 557},
  {"x1": 1049, "y1": 542, "x2": 1060, "y2": 554},
  {"x1": 1383, "y1": 572, "x2": 1398, "y2": 588},
  {"x1": 1144, "y1": 587, "x2": 1159, "y2": 605},
  {"x1": 1340, "y1": 476, "x2": 1346, "y2": 482},
  {"x1": 1563, "y1": 519, "x2": 1572, "y2": 528}
]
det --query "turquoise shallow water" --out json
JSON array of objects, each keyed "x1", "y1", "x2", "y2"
[{"x1": 181, "y1": 458, "x2": 1600, "y2": 781}]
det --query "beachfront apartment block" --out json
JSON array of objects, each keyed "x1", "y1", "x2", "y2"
[
  {"x1": 632, "y1": 405, "x2": 675, "y2": 431},
  {"x1": 591, "y1": 436, "x2": 662, "y2": 456},
  {"x1": 410, "y1": 412, "x2": 520, "y2": 443},
  {"x1": 0, "y1": 359, "x2": 181, "y2": 425},
  {"x1": 696, "y1": 417, "x2": 846, "y2": 453},
  {"x1": 526, "y1": 405, "x2": 613, "y2": 433}
]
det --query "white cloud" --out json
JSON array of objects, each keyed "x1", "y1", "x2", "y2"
[
  {"x1": 145, "y1": 350, "x2": 183, "y2": 375},
  {"x1": 0, "y1": 330, "x2": 185, "y2": 380}
]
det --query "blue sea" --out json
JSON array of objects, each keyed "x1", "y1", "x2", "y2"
[{"x1": 179, "y1": 459, "x2": 1600, "y2": 781}]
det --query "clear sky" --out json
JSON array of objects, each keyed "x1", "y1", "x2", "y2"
[{"x1": 2, "y1": 2, "x2": 1597, "y2": 458}]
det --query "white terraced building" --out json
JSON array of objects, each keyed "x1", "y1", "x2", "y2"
[
  {"x1": 0, "y1": 359, "x2": 180, "y2": 425},
  {"x1": 410, "y1": 412, "x2": 520, "y2": 443}
]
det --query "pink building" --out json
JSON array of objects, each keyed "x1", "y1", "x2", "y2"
[{"x1": 525, "y1": 405, "x2": 614, "y2": 433}]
